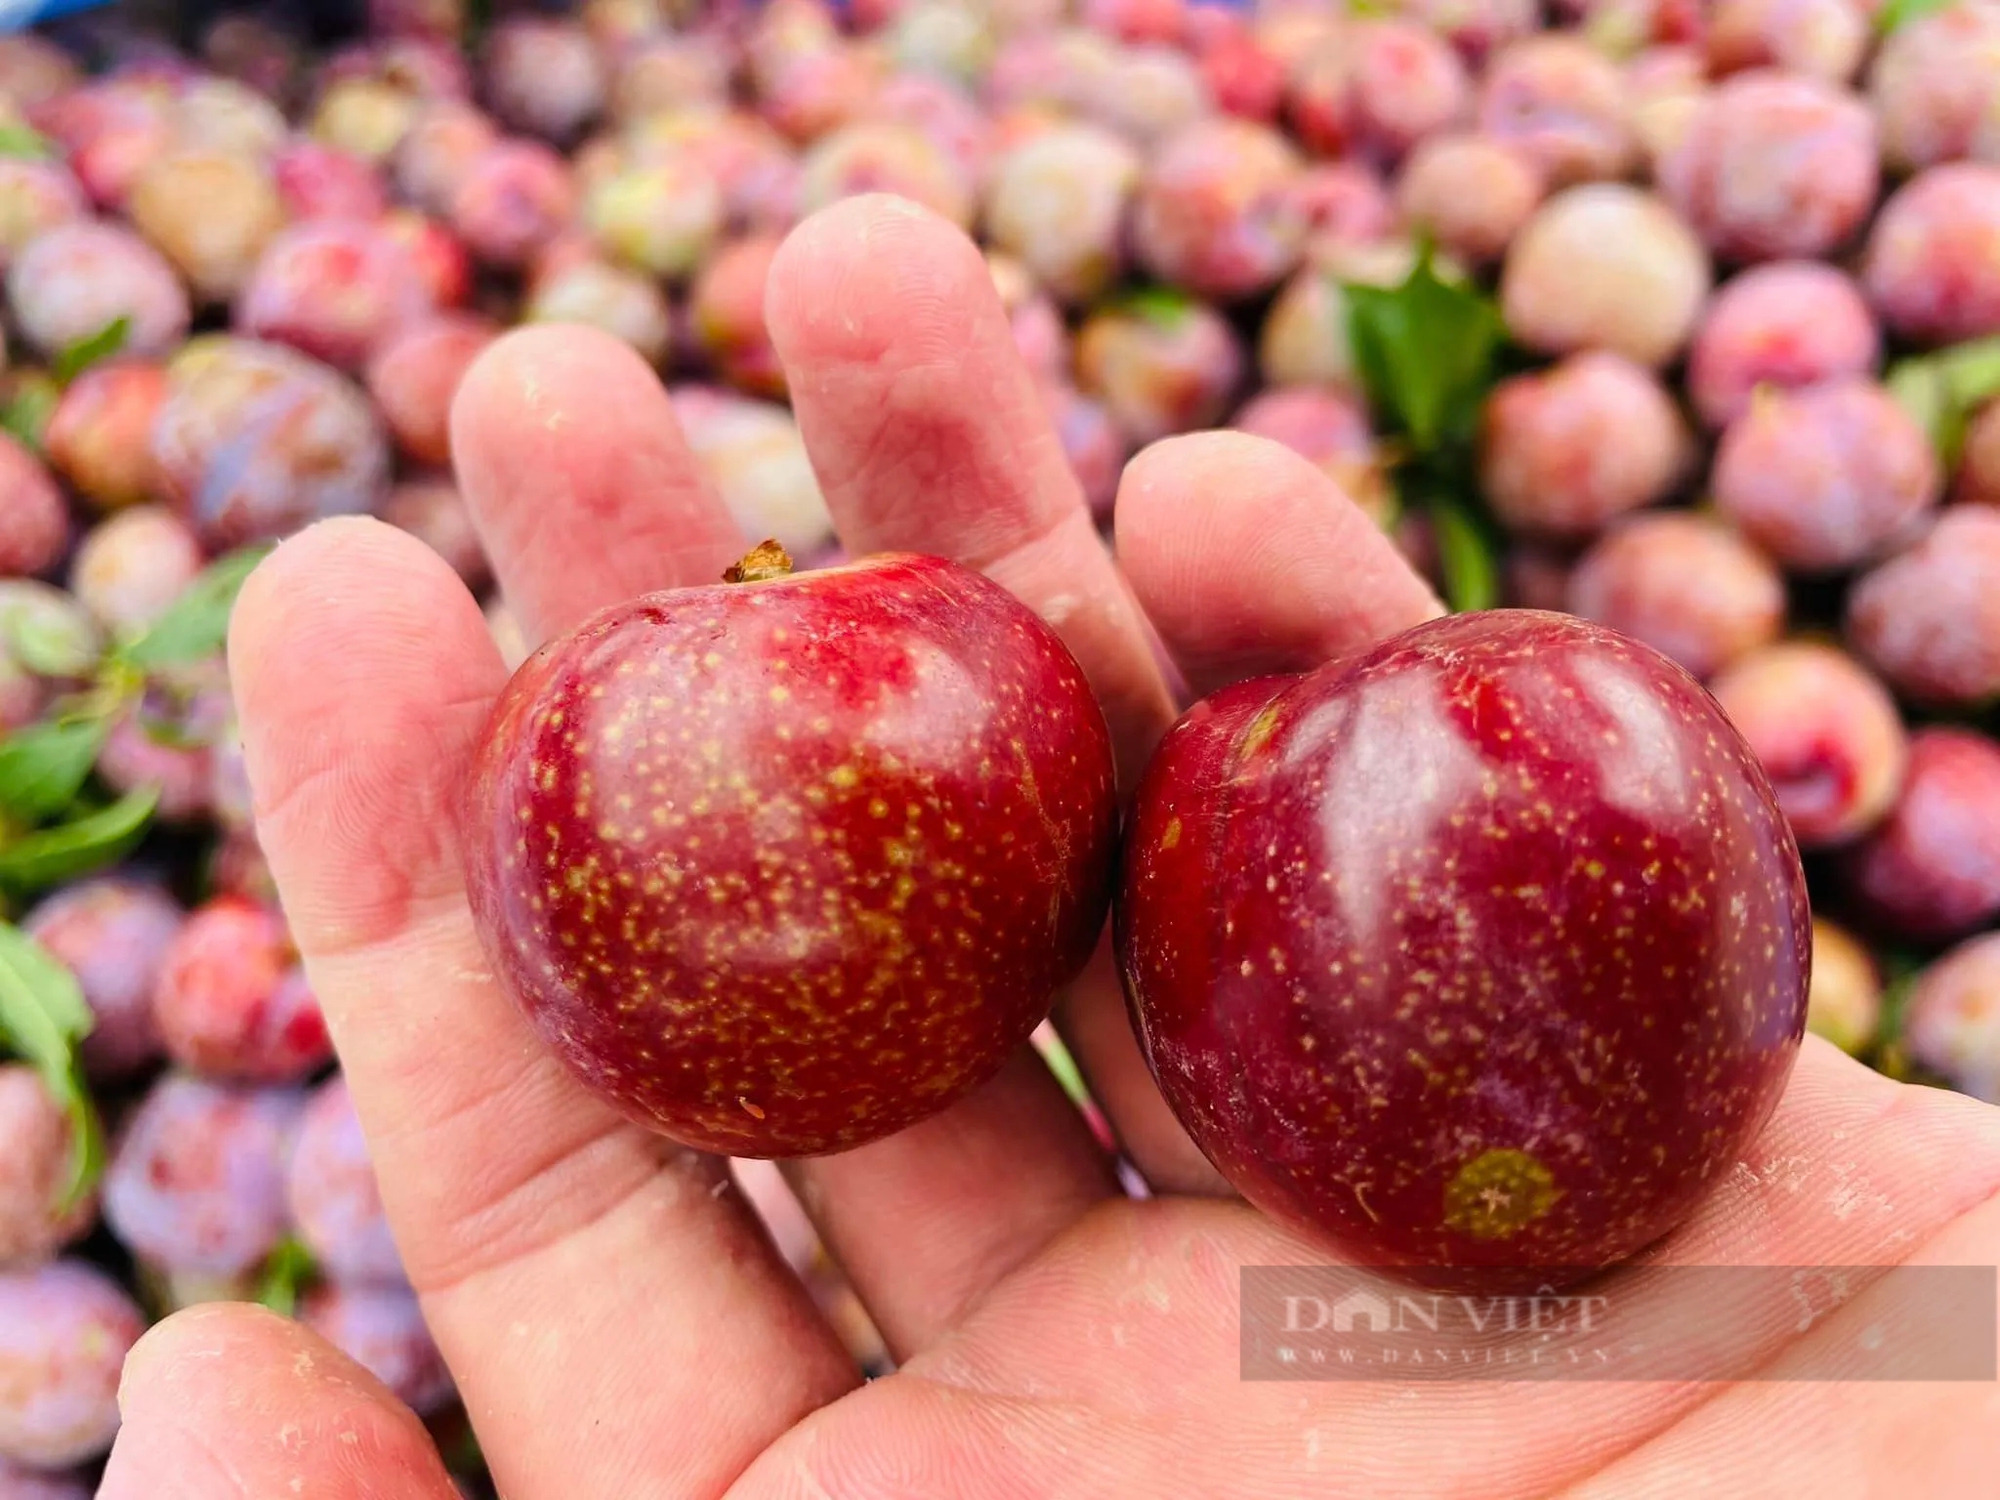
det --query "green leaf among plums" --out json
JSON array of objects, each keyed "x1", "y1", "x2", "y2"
[
  {"x1": 0, "y1": 374, "x2": 58, "y2": 454},
  {"x1": 1888, "y1": 337, "x2": 2000, "y2": 471},
  {"x1": 0, "y1": 919, "x2": 105, "y2": 1206},
  {"x1": 52, "y1": 315, "x2": 131, "y2": 386},
  {"x1": 253, "y1": 1237, "x2": 320, "y2": 1318},
  {"x1": 0, "y1": 124, "x2": 53, "y2": 161},
  {"x1": 0, "y1": 715, "x2": 109, "y2": 824},
  {"x1": 121, "y1": 544, "x2": 275, "y2": 670},
  {"x1": 0, "y1": 785, "x2": 158, "y2": 895},
  {"x1": 1431, "y1": 497, "x2": 1500, "y2": 615},
  {"x1": 1878, "y1": 0, "x2": 1954, "y2": 32},
  {"x1": 1343, "y1": 243, "x2": 1504, "y2": 456}
]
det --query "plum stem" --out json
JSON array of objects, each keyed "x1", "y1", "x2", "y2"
[{"x1": 723, "y1": 539, "x2": 795, "y2": 583}]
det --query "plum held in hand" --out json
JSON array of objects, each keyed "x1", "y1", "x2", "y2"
[
  {"x1": 1116, "y1": 610, "x2": 1809, "y2": 1289},
  {"x1": 463, "y1": 543, "x2": 1117, "y2": 1157}
]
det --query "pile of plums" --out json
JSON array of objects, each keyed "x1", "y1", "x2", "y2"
[{"x1": 5, "y1": 0, "x2": 2000, "y2": 1490}]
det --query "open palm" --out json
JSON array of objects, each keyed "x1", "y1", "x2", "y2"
[{"x1": 103, "y1": 197, "x2": 2000, "y2": 1500}]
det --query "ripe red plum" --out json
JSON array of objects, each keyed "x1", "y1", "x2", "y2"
[
  {"x1": 689, "y1": 235, "x2": 785, "y2": 398},
  {"x1": 154, "y1": 895, "x2": 329, "y2": 1083},
  {"x1": 237, "y1": 218, "x2": 435, "y2": 373},
  {"x1": 1843, "y1": 727, "x2": 2000, "y2": 941}
]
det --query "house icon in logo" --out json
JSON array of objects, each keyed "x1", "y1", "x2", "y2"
[{"x1": 1330, "y1": 1289, "x2": 1393, "y2": 1333}]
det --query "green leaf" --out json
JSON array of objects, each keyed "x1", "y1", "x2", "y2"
[
  {"x1": 0, "y1": 716, "x2": 108, "y2": 824},
  {"x1": 0, "y1": 375, "x2": 58, "y2": 454},
  {"x1": 1118, "y1": 286, "x2": 1191, "y2": 328},
  {"x1": 1878, "y1": 0, "x2": 1954, "y2": 32},
  {"x1": 1939, "y1": 336, "x2": 2000, "y2": 410},
  {"x1": 1343, "y1": 245, "x2": 1504, "y2": 456},
  {"x1": 51, "y1": 316, "x2": 131, "y2": 386},
  {"x1": 1035, "y1": 1029, "x2": 1091, "y2": 1110},
  {"x1": 0, "y1": 124, "x2": 52, "y2": 161},
  {"x1": 253, "y1": 1237, "x2": 320, "y2": 1318},
  {"x1": 1888, "y1": 337, "x2": 2000, "y2": 470},
  {"x1": 121, "y1": 544, "x2": 274, "y2": 670},
  {"x1": 1431, "y1": 497, "x2": 1499, "y2": 615},
  {"x1": 0, "y1": 786, "x2": 157, "y2": 895},
  {"x1": 0, "y1": 921, "x2": 104, "y2": 1207},
  {"x1": 0, "y1": 583, "x2": 102, "y2": 680}
]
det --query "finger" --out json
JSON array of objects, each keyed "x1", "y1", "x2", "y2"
[
  {"x1": 100, "y1": 1304, "x2": 459, "y2": 1500},
  {"x1": 782, "y1": 1049, "x2": 1119, "y2": 1360},
  {"x1": 764, "y1": 194, "x2": 1178, "y2": 788},
  {"x1": 1114, "y1": 431, "x2": 1445, "y2": 701},
  {"x1": 232, "y1": 521, "x2": 856, "y2": 1500},
  {"x1": 450, "y1": 323, "x2": 745, "y2": 644},
  {"x1": 454, "y1": 293, "x2": 1124, "y2": 1359},
  {"x1": 1046, "y1": 433, "x2": 1445, "y2": 1192}
]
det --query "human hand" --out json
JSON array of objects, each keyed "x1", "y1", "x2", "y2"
[{"x1": 101, "y1": 197, "x2": 2000, "y2": 1499}]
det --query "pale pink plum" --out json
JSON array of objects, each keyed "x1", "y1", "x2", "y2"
[
  {"x1": 155, "y1": 897, "x2": 329, "y2": 1084},
  {"x1": 524, "y1": 248, "x2": 672, "y2": 365},
  {"x1": 310, "y1": 78, "x2": 418, "y2": 165},
  {"x1": 1961, "y1": 401, "x2": 2000, "y2": 506},
  {"x1": 1395, "y1": 132, "x2": 1543, "y2": 267},
  {"x1": 1087, "y1": 43, "x2": 1213, "y2": 149},
  {"x1": 1863, "y1": 164, "x2": 2000, "y2": 345},
  {"x1": 1844, "y1": 728, "x2": 2000, "y2": 941},
  {"x1": 0, "y1": 1067, "x2": 94, "y2": 1269},
  {"x1": 1714, "y1": 378, "x2": 1940, "y2": 572},
  {"x1": 0, "y1": 159, "x2": 84, "y2": 275},
  {"x1": 6, "y1": 221, "x2": 189, "y2": 362},
  {"x1": 583, "y1": 150, "x2": 722, "y2": 279},
  {"x1": 237, "y1": 219, "x2": 434, "y2": 373},
  {"x1": 0, "y1": 1457, "x2": 91, "y2": 1500},
  {"x1": 983, "y1": 122, "x2": 1138, "y2": 306},
  {"x1": 96, "y1": 700, "x2": 213, "y2": 825},
  {"x1": 1390, "y1": 0, "x2": 1539, "y2": 65},
  {"x1": 0, "y1": 1262, "x2": 142, "y2": 1469},
  {"x1": 1501, "y1": 185, "x2": 1711, "y2": 368},
  {"x1": 1847, "y1": 506, "x2": 2000, "y2": 707},
  {"x1": 1905, "y1": 933, "x2": 2000, "y2": 1101},
  {"x1": 1685, "y1": 261, "x2": 1880, "y2": 429},
  {"x1": 608, "y1": 36, "x2": 733, "y2": 124},
  {"x1": 0, "y1": 36, "x2": 79, "y2": 110},
  {"x1": 379, "y1": 209, "x2": 471, "y2": 310},
  {"x1": 1077, "y1": 292, "x2": 1245, "y2": 446},
  {"x1": 68, "y1": 506, "x2": 201, "y2": 637},
  {"x1": 1232, "y1": 385, "x2": 1395, "y2": 527},
  {"x1": 30, "y1": 82, "x2": 174, "y2": 210},
  {"x1": 150, "y1": 336, "x2": 391, "y2": 549},
  {"x1": 1129, "y1": 118, "x2": 1305, "y2": 301},
  {"x1": 300, "y1": 1284, "x2": 455, "y2": 1416},
  {"x1": 22, "y1": 877, "x2": 181, "y2": 1081},
  {"x1": 1868, "y1": 2, "x2": 2000, "y2": 172},
  {"x1": 0, "y1": 438, "x2": 65, "y2": 580},
  {"x1": 285, "y1": 1074, "x2": 403, "y2": 1286},
  {"x1": 886, "y1": 0, "x2": 1004, "y2": 84},
  {"x1": 668, "y1": 385, "x2": 835, "y2": 556},
  {"x1": 327, "y1": 38, "x2": 473, "y2": 105},
  {"x1": 1041, "y1": 383, "x2": 1128, "y2": 522},
  {"x1": 448, "y1": 138, "x2": 577, "y2": 271},
  {"x1": 271, "y1": 141, "x2": 388, "y2": 223},
  {"x1": 365, "y1": 314, "x2": 498, "y2": 468},
  {"x1": 126, "y1": 149, "x2": 286, "y2": 305},
  {"x1": 622, "y1": 109, "x2": 801, "y2": 233},
  {"x1": 1479, "y1": 352, "x2": 1692, "y2": 538},
  {"x1": 172, "y1": 77, "x2": 289, "y2": 160},
  {"x1": 1083, "y1": 0, "x2": 1186, "y2": 44},
  {"x1": 859, "y1": 73, "x2": 993, "y2": 190},
  {"x1": 102, "y1": 1074, "x2": 303, "y2": 1278},
  {"x1": 1804, "y1": 920, "x2": 1879, "y2": 1056},
  {"x1": 1194, "y1": 17, "x2": 1287, "y2": 123},
  {"x1": 689, "y1": 235, "x2": 785, "y2": 398},
  {"x1": 1705, "y1": 0, "x2": 1867, "y2": 82},
  {"x1": 1288, "y1": 20, "x2": 1472, "y2": 166},
  {"x1": 481, "y1": 18, "x2": 605, "y2": 146},
  {"x1": 392, "y1": 101, "x2": 497, "y2": 216},
  {"x1": 1289, "y1": 161, "x2": 1401, "y2": 257},
  {"x1": 43, "y1": 361, "x2": 166, "y2": 515},
  {"x1": 1657, "y1": 70, "x2": 1879, "y2": 263},
  {"x1": 1476, "y1": 35, "x2": 1635, "y2": 187},
  {"x1": 1709, "y1": 642, "x2": 1908, "y2": 847},
  {"x1": 1627, "y1": 47, "x2": 1710, "y2": 174},
  {"x1": 381, "y1": 477, "x2": 487, "y2": 590},
  {"x1": 367, "y1": 0, "x2": 465, "y2": 41},
  {"x1": 984, "y1": 26, "x2": 1120, "y2": 117},
  {"x1": 797, "y1": 122, "x2": 974, "y2": 231},
  {"x1": 753, "y1": 44, "x2": 880, "y2": 147},
  {"x1": 1566, "y1": 512, "x2": 1785, "y2": 680},
  {"x1": 1260, "y1": 240, "x2": 1423, "y2": 388}
]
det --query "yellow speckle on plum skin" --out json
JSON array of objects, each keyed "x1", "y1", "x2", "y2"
[{"x1": 1443, "y1": 1149, "x2": 1560, "y2": 1241}]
